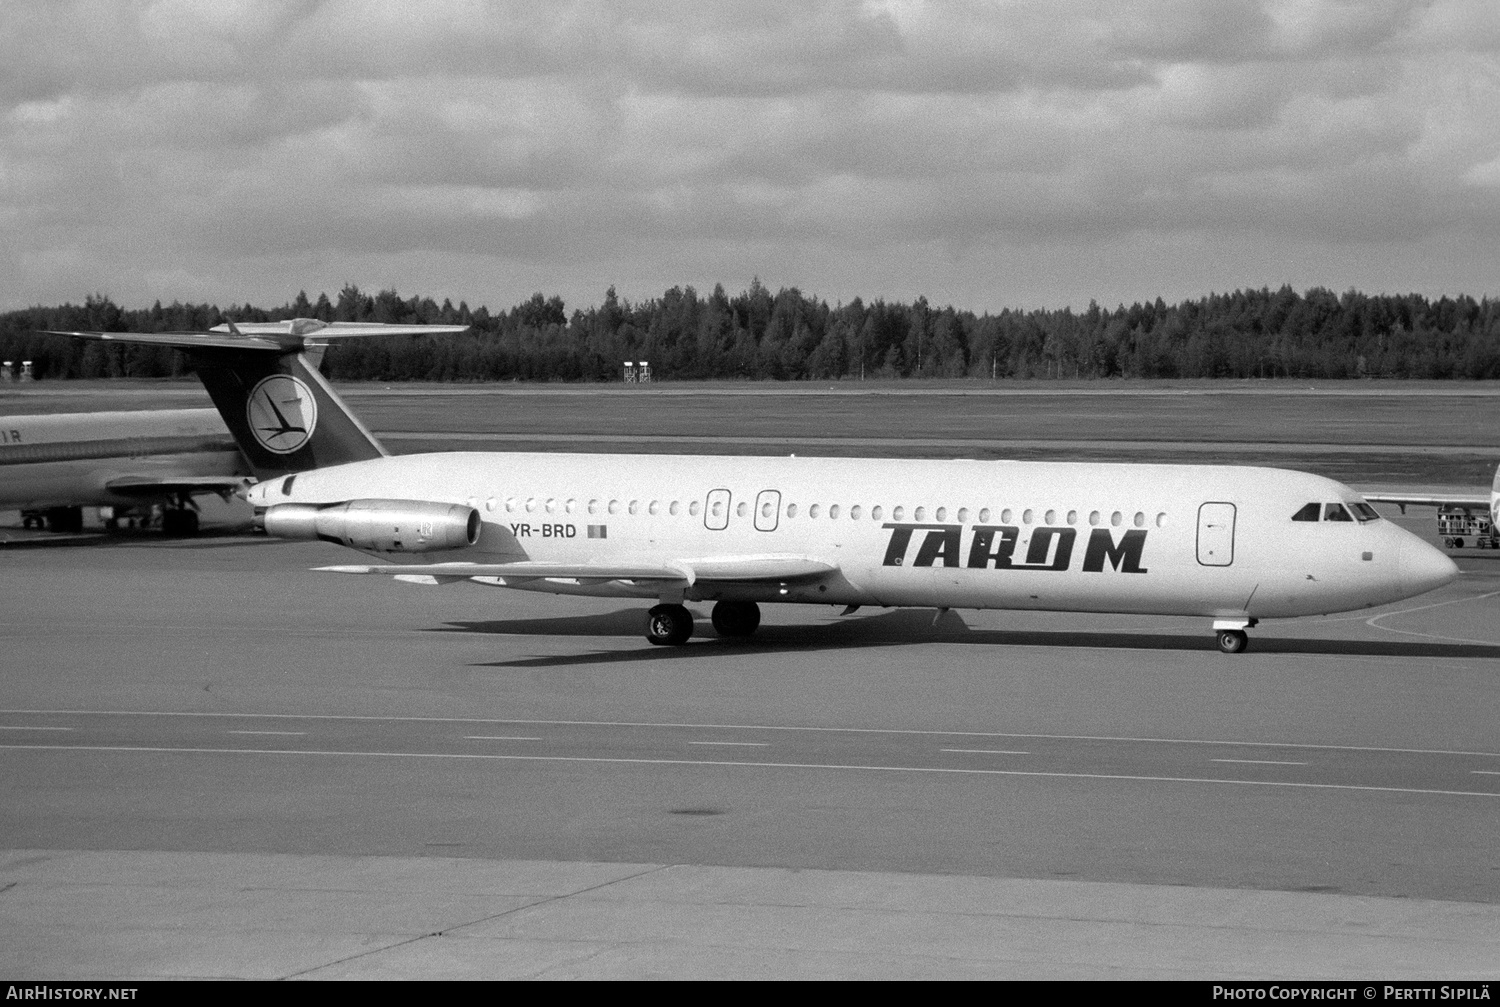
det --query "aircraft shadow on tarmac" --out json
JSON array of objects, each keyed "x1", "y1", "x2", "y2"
[{"x1": 438, "y1": 607, "x2": 1500, "y2": 667}]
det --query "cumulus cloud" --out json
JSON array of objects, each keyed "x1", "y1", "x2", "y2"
[{"x1": 2, "y1": 0, "x2": 1498, "y2": 312}]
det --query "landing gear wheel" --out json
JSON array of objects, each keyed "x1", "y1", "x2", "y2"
[
  {"x1": 45, "y1": 506, "x2": 84, "y2": 533},
  {"x1": 1454, "y1": 537, "x2": 1465, "y2": 550},
  {"x1": 1216, "y1": 629, "x2": 1249, "y2": 654},
  {"x1": 645, "y1": 604, "x2": 694, "y2": 646},
  {"x1": 161, "y1": 509, "x2": 200, "y2": 537},
  {"x1": 711, "y1": 600, "x2": 761, "y2": 637}
]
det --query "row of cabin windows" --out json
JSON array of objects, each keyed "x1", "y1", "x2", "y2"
[
  {"x1": 489, "y1": 495, "x2": 1168, "y2": 529},
  {"x1": 1292, "y1": 502, "x2": 1380, "y2": 523}
]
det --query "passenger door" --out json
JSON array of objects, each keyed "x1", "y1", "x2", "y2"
[{"x1": 1197, "y1": 502, "x2": 1236, "y2": 566}]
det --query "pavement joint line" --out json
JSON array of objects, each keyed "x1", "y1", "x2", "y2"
[
  {"x1": 1212, "y1": 759, "x2": 1309, "y2": 766},
  {"x1": 281, "y1": 863, "x2": 673, "y2": 980},
  {"x1": 464, "y1": 736, "x2": 541, "y2": 741},
  {"x1": 226, "y1": 730, "x2": 306, "y2": 736},
  {"x1": 543, "y1": 893, "x2": 1500, "y2": 944},
  {"x1": 3, "y1": 744, "x2": 1498, "y2": 798},
  {"x1": 0, "y1": 726, "x2": 72, "y2": 731},
  {"x1": 1, "y1": 710, "x2": 1496, "y2": 759},
  {"x1": 941, "y1": 749, "x2": 1030, "y2": 755},
  {"x1": 689, "y1": 741, "x2": 770, "y2": 746}
]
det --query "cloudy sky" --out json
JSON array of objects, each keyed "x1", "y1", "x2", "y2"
[{"x1": 3, "y1": 0, "x2": 1498, "y2": 315}]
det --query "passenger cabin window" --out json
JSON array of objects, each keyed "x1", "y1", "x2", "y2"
[
  {"x1": 1324, "y1": 503, "x2": 1353, "y2": 522},
  {"x1": 1292, "y1": 503, "x2": 1320, "y2": 522}
]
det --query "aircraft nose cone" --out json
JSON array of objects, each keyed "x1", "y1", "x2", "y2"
[{"x1": 1399, "y1": 534, "x2": 1459, "y2": 597}]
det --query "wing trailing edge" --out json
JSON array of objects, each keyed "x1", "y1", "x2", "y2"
[{"x1": 316, "y1": 554, "x2": 838, "y2": 586}]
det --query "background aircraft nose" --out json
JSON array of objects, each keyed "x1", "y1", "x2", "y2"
[{"x1": 1399, "y1": 533, "x2": 1460, "y2": 597}]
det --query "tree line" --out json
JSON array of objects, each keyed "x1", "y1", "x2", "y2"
[{"x1": 3, "y1": 281, "x2": 1499, "y2": 382}]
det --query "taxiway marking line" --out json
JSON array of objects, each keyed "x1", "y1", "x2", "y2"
[
  {"x1": 1472, "y1": 770, "x2": 1500, "y2": 776},
  {"x1": 2, "y1": 710, "x2": 1494, "y2": 759},
  {"x1": 0, "y1": 726, "x2": 72, "y2": 731},
  {"x1": 1, "y1": 744, "x2": 1496, "y2": 799},
  {"x1": 1364, "y1": 590, "x2": 1500, "y2": 647},
  {"x1": 942, "y1": 749, "x2": 1030, "y2": 755},
  {"x1": 1212, "y1": 759, "x2": 1308, "y2": 766},
  {"x1": 464, "y1": 736, "x2": 541, "y2": 741},
  {"x1": 226, "y1": 730, "x2": 306, "y2": 736},
  {"x1": 689, "y1": 741, "x2": 770, "y2": 747}
]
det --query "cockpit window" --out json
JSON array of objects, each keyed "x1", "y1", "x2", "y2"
[
  {"x1": 1350, "y1": 502, "x2": 1380, "y2": 523},
  {"x1": 1324, "y1": 503, "x2": 1353, "y2": 522},
  {"x1": 1292, "y1": 503, "x2": 1320, "y2": 522}
]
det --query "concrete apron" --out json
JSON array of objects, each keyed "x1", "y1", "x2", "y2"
[{"x1": 2, "y1": 849, "x2": 1498, "y2": 980}]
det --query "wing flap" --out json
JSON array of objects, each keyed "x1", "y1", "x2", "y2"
[
  {"x1": 315, "y1": 554, "x2": 838, "y2": 585},
  {"x1": 676, "y1": 555, "x2": 837, "y2": 581},
  {"x1": 318, "y1": 561, "x2": 691, "y2": 582}
]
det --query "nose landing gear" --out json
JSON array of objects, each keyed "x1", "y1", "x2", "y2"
[
  {"x1": 1212, "y1": 618, "x2": 1257, "y2": 654},
  {"x1": 1216, "y1": 629, "x2": 1248, "y2": 654}
]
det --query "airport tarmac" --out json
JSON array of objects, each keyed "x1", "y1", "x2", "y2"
[{"x1": 1, "y1": 503, "x2": 1498, "y2": 979}]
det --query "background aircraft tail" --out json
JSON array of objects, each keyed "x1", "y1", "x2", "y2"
[{"x1": 48, "y1": 319, "x2": 467, "y2": 478}]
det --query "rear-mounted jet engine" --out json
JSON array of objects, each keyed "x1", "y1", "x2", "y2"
[{"x1": 261, "y1": 499, "x2": 481, "y2": 553}]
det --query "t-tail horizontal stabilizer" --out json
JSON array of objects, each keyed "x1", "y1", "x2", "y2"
[{"x1": 48, "y1": 320, "x2": 467, "y2": 478}]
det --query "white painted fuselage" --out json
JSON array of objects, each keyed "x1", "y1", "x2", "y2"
[
  {"x1": 0, "y1": 408, "x2": 245, "y2": 510},
  {"x1": 246, "y1": 452, "x2": 1459, "y2": 622}
]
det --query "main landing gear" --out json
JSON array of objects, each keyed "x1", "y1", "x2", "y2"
[
  {"x1": 160, "y1": 508, "x2": 200, "y2": 537},
  {"x1": 711, "y1": 600, "x2": 761, "y2": 638},
  {"x1": 644, "y1": 601, "x2": 764, "y2": 646},
  {"x1": 1212, "y1": 618, "x2": 1257, "y2": 655},
  {"x1": 645, "y1": 604, "x2": 694, "y2": 646}
]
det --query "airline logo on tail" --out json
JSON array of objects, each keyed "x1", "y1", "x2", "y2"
[{"x1": 246, "y1": 374, "x2": 318, "y2": 454}]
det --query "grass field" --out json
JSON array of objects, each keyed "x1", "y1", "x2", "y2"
[{"x1": 4, "y1": 379, "x2": 1498, "y2": 487}]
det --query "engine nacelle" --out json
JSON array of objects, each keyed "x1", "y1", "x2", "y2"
[{"x1": 262, "y1": 499, "x2": 481, "y2": 553}]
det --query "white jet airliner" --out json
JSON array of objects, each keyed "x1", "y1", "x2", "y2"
[
  {"x1": 52, "y1": 320, "x2": 1459, "y2": 654},
  {"x1": 0, "y1": 407, "x2": 246, "y2": 533}
]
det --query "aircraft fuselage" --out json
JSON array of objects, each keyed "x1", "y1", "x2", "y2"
[{"x1": 247, "y1": 452, "x2": 1458, "y2": 622}]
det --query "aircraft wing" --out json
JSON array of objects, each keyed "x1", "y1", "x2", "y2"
[
  {"x1": 103, "y1": 475, "x2": 250, "y2": 498},
  {"x1": 1363, "y1": 493, "x2": 1491, "y2": 513},
  {"x1": 317, "y1": 555, "x2": 838, "y2": 586}
]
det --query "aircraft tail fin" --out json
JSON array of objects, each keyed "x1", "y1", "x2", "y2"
[{"x1": 47, "y1": 319, "x2": 467, "y2": 478}]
